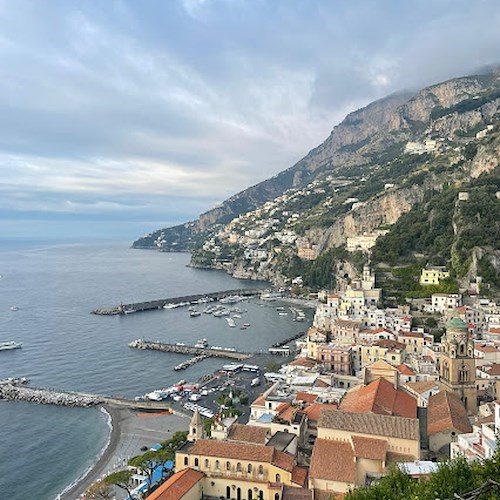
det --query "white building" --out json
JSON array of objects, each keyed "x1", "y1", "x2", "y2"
[{"x1": 431, "y1": 293, "x2": 463, "y2": 313}]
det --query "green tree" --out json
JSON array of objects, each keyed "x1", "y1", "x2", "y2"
[
  {"x1": 84, "y1": 480, "x2": 112, "y2": 499},
  {"x1": 104, "y1": 470, "x2": 133, "y2": 499},
  {"x1": 128, "y1": 448, "x2": 172, "y2": 497}
]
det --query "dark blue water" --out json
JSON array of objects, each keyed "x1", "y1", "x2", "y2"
[{"x1": 0, "y1": 241, "x2": 310, "y2": 499}]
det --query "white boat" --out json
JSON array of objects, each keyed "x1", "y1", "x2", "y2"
[
  {"x1": 123, "y1": 309, "x2": 136, "y2": 314},
  {"x1": 190, "y1": 310, "x2": 201, "y2": 317},
  {"x1": 10, "y1": 306, "x2": 19, "y2": 311},
  {"x1": 220, "y1": 295, "x2": 243, "y2": 304},
  {"x1": 194, "y1": 338, "x2": 208, "y2": 348},
  {"x1": 261, "y1": 291, "x2": 282, "y2": 301},
  {"x1": 0, "y1": 341, "x2": 22, "y2": 351},
  {"x1": 226, "y1": 318, "x2": 236, "y2": 328}
]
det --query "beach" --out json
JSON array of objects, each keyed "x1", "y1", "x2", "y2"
[{"x1": 60, "y1": 406, "x2": 190, "y2": 500}]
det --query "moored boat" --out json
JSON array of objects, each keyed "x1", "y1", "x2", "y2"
[{"x1": 0, "y1": 341, "x2": 22, "y2": 351}]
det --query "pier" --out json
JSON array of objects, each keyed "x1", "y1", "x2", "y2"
[
  {"x1": 92, "y1": 288, "x2": 265, "y2": 315},
  {"x1": 129, "y1": 339, "x2": 253, "y2": 360}
]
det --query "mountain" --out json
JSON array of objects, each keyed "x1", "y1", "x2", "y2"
[{"x1": 133, "y1": 68, "x2": 500, "y2": 293}]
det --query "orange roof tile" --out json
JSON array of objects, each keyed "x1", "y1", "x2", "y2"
[
  {"x1": 189, "y1": 439, "x2": 275, "y2": 462},
  {"x1": 314, "y1": 378, "x2": 331, "y2": 388},
  {"x1": 227, "y1": 424, "x2": 269, "y2": 444},
  {"x1": 295, "y1": 392, "x2": 318, "y2": 404},
  {"x1": 405, "y1": 381, "x2": 439, "y2": 395},
  {"x1": 474, "y1": 344, "x2": 498, "y2": 353},
  {"x1": 339, "y1": 378, "x2": 417, "y2": 418},
  {"x1": 277, "y1": 403, "x2": 295, "y2": 422},
  {"x1": 486, "y1": 364, "x2": 500, "y2": 376},
  {"x1": 374, "y1": 339, "x2": 406, "y2": 351},
  {"x1": 488, "y1": 328, "x2": 500, "y2": 334},
  {"x1": 273, "y1": 451, "x2": 295, "y2": 472},
  {"x1": 289, "y1": 357, "x2": 317, "y2": 367},
  {"x1": 302, "y1": 403, "x2": 337, "y2": 421},
  {"x1": 291, "y1": 465, "x2": 309, "y2": 487},
  {"x1": 146, "y1": 468, "x2": 204, "y2": 500},
  {"x1": 351, "y1": 435, "x2": 387, "y2": 460},
  {"x1": 427, "y1": 392, "x2": 472, "y2": 436},
  {"x1": 319, "y1": 409, "x2": 420, "y2": 440},
  {"x1": 396, "y1": 364, "x2": 416, "y2": 376},
  {"x1": 310, "y1": 439, "x2": 355, "y2": 483},
  {"x1": 251, "y1": 394, "x2": 266, "y2": 407}
]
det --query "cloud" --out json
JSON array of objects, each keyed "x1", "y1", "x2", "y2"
[{"x1": 1, "y1": 0, "x2": 500, "y2": 238}]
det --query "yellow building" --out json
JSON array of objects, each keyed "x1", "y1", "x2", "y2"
[
  {"x1": 309, "y1": 409, "x2": 420, "y2": 495},
  {"x1": 359, "y1": 339, "x2": 406, "y2": 367},
  {"x1": 397, "y1": 331, "x2": 433, "y2": 355},
  {"x1": 419, "y1": 265, "x2": 450, "y2": 285}
]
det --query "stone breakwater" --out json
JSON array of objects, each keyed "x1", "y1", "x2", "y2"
[
  {"x1": 0, "y1": 383, "x2": 103, "y2": 407},
  {"x1": 129, "y1": 339, "x2": 252, "y2": 360}
]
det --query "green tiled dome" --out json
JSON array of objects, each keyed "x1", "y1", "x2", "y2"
[{"x1": 446, "y1": 317, "x2": 467, "y2": 330}]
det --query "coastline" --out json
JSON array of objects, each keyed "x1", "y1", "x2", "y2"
[{"x1": 59, "y1": 405, "x2": 190, "y2": 500}]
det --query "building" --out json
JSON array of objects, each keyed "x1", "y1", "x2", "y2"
[
  {"x1": 316, "y1": 344, "x2": 354, "y2": 375},
  {"x1": 431, "y1": 293, "x2": 463, "y2": 313},
  {"x1": 146, "y1": 468, "x2": 205, "y2": 500},
  {"x1": 397, "y1": 331, "x2": 434, "y2": 355},
  {"x1": 420, "y1": 265, "x2": 450, "y2": 286},
  {"x1": 427, "y1": 391, "x2": 472, "y2": 454},
  {"x1": 339, "y1": 377, "x2": 417, "y2": 418},
  {"x1": 309, "y1": 409, "x2": 420, "y2": 495},
  {"x1": 439, "y1": 317, "x2": 477, "y2": 414}
]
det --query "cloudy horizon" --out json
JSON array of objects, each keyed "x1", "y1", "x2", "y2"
[{"x1": 1, "y1": 0, "x2": 499, "y2": 240}]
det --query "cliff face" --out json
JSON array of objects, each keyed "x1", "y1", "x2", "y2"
[{"x1": 133, "y1": 68, "x2": 500, "y2": 278}]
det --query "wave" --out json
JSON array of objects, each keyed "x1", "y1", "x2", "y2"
[{"x1": 55, "y1": 407, "x2": 113, "y2": 499}]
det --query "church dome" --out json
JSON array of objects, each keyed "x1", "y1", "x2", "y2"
[{"x1": 446, "y1": 317, "x2": 467, "y2": 330}]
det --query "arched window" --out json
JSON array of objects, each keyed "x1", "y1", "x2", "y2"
[
  {"x1": 459, "y1": 343, "x2": 465, "y2": 355},
  {"x1": 258, "y1": 465, "x2": 264, "y2": 475},
  {"x1": 443, "y1": 361, "x2": 449, "y2": 380},
  {"x1": 259, "y1": 491, "x2": 264, "y2": 500},
  {"x1": 215, "y1": 460, "x2": 220, "y2": 470},
  {"x1": 276, "y1": 473, "x2": 281, "y2": 483},
  {"x1": 194, "y1": 458, "x2": 199, "y2": 467},
  {"x1": 275, "y1": 493, "x2": 280, "y2": 500},
  {"x1": 237, "y1": 462, "x2": 242, "y2": 472},
  {"x1": 459, "y1": 366, "x2": 469, "y2": 382},
  {"x1": 248, "y1": 463, "x2": 253, "y2": 473},
  {"x1": 184, "y1": 456, "x2": 188, "y2": 466},
  {"x1": 226, "y1": 486, "x2": 231, "y2": 499},
  {"x1": 248, "y1": 489, "x2": 253, "y2": 499},
  {"x1": 205, "y1": 459, "x2": 210, "y2": 469},
  {"x1": 226, "y1": 461, "x2": 231, "y2": 471}
]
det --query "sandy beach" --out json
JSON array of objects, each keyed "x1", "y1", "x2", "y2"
[{"x1": 60, "y1": 405, "x2": 190, "y2": 500}]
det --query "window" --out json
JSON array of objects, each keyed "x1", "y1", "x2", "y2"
[
  {"x1": 258, "y1": 465, "x2": 264, "y2": 475},
  {"x1": 205, "y1": 459, "x2": 210, "y2": 469},
  {"x1": 247, "y1": 464, "x2": 253, "y2": 473},
  {"x1": 194, "y1": 458, "x2": 199, "y2": 467},
  {"x1": 276, "y1": 473, "x2": 281, "y2": 483},
  {"x1": 226, "y1": 461, "x2": 231, "y2": 471},
  {"x1": 215, "y1": 460, "x2": 220, "y2": 470},
  {"x1": 237, "y1": 462, "x2": 242, "y2": 472},
  {"x1": 184, "y1": 457, "x2": 188, "y2": 466}
]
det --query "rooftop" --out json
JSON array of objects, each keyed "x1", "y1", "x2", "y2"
[
  {"x1": 351, "y1": 435, "x2": 387, "y2": 460},
  {"x1": 318, "y1": 409, "x2": 420, "y2": 441},
  {"x1": 339, "y1": 377, "x2": 417, "y2": 418},
  {"x1": 227, "y1": 424, "x2": 269, "y2": 444},
  {"x1": 309, "y1": 439, "x2": 356, "y2": 483},
  {"x1": 146, "y1": 468, "x2": 204, "y2": 500},
  {"x1": 427, "y1": 391, "x2": 472, "y2": 436}
]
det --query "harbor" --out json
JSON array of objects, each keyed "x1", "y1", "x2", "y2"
[{"x1": 91, "y1": 288, "x2": 266, "y2": 315}]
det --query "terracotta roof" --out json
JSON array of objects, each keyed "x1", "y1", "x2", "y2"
[
  {"x1": 289, "y1": 357, "x2": 317, "y2": 367},
  {"x1": 309, "y1": 439, "x2": 355, "y2": 483},
  {"x1": 251, "y1": 394, "x2": 266, "y2": 407},
  {"x1": 295, "y1": 392, "x2": 318, "y2": 403},
  {"x1": 227, "y1": 424, "x2": 269, "y2": 444},
  {"x1": 351, "y1": 435, "x2": 387, "y2": 460},
  {"x1": 474, "y1": 344, "x2": 498, "y2": 353},
  {"x1": 291, "y1": 465, "x2": 309, "y2": 487},
  {"x1": 339, "y1": 377, "x2": 417, "y2": 418},
  {"x1": 282, "y1": 485, "x2": 313, "y2": 499},
  {"x1": 367, "y1": 359, "x2": 397, "y2": 371},
  {"x1": 485, "y1": 364, "x2": 500, "y2": 376},
  {"x1": 318, "y1": 409, "x2": 420, "y2": 441},
  {"x1": 427, "y1": 391, "x2": 472, "y2": 436},
  {"x1": 488, "y1": 328, "x2": 500, "y2": 334},
  {"x1": 314, "y1": 378, "x2": 331, "y2": 388},
  {"x1": 273, "y1": 451, "x2": 295, "y2": 472},
  {"x1": 302, "y1": 403, "x2": 337, "y2": 421},
  {"x1": 146, "y1": 468, "x2": 204, "y2": 500},
  {"x1": 406, "y1": 381, "x2": 439, "y2": 395},
  {"x1": 277, "y1": 403, "x2": 295, "y2": 422},
  {"x1": 374, "y1": 339, "x2": 406, "y2": 351},
  {"x1": 188, "y1": 439, "x2": 274, "y2": 462},
  {"x1": 396, "y1": 364, "x2": 416, "y2": 376},
  {"x1": 399, "y1": 331, "x2": 424, "y2": 338}
]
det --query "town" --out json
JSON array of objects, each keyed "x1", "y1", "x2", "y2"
[{"x1": 93, "y1": 261, "x2": 500, "y2": 500}]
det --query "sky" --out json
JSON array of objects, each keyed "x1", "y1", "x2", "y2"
[{"x1": 1, "y1": 0, "x2": 499, "y2": 240}]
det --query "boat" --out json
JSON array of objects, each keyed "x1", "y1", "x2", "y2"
[
  {"x1": 226, "y1": 318, "x2": 236, "y2": 328},
  {"x1": 0, "y1": 342, "x2": 22, "y2": 351},
  {"x1": 190, "y1": 311, "x2": 201, "y2": 317},
  {"x1": 279, "y1": 312, "x2": 288, "y2": 316},
  {"x1": 123, "y1": 308, "x2": 136, "y2": 314},
  {"x1": 243, "y1": 323, "x2": 251, "y2": 327},
  {"x1": 194, "y1": 338, "x2": 208, "y2": 348},
  {"x1": 10, "y1": 306, "x2": 19, "y2": 311},
  {"x1": 220, "y1": 295, "x2": 243, "y2": 304},
  {"x1": 260, "y1": 290, "x2": 282, "y2": 301}
]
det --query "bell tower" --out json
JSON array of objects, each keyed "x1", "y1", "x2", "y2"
[
  {"x1": 440, "y1": 317, "x2": 477, "y2": 414},
  {"x1": 187, "y1": 409, "x2": 205, "y2": 442}
]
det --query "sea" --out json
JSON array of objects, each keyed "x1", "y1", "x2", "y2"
[{"x1": 0, "y1": 240, "x2": 311, "y2": 500}]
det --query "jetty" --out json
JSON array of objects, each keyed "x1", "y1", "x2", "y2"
[
  {"x1": 129, "y1": 339, "x2": 253, "y2": 360},
  {"x1": 92, "y1": 288, "x2": 265, "y2": 315}
]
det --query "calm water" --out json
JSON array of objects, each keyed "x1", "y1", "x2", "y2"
[{"x1": 0, "y1": 241, "x2": 310, "y2": 499}]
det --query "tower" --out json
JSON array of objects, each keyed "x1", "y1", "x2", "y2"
[
  {"x1": 187, "y1": 409, "x2": 205, "y2": 442},
  {"x1": 439, "y1": 317, "x2": 477, "y2": 414}
]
